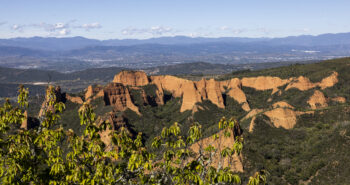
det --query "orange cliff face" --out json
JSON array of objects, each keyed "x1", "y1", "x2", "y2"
[
  {"x1": 241, "y1": 76, "x2": 291, "y2": 94},
  {"x1": 196, "y1": 79, "x2": 225, "y2": 109},
  {"x1": 111, "y1": 70, "x2": 340, "y2": 114},
  {"x1": 219, "y1": 78, "x2": 250, "y2": 111},
  {"x1": 113, "y1": 70, "x2": 150, "y2": 86},
  {"x1": 103, "y1": 70, "x2": 341, "y2": 130},
  {"x1": 103, "y1": 83, "x2": 140, "y2": 115},
  {"x1": 150, "y1": 76, "x2": 226, "y2": 112},
  {"x1": 285, "y1": 72, "x2": 338, "y2": 91}
]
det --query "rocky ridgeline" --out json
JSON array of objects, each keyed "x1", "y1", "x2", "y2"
[
  {"x1": 110, "y1": 70, "x2": 343, "y2": 131},
  {"x1": 33, "y1": 69, "x2": 346, "y2": 172},
  {"x1": 38, "y1": 70, "x2": 345, "y2": 132}
]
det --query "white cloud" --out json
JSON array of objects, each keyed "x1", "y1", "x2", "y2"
[
  {"x1": 54, "y1": 22, "x2": 66, "y2": 29},
  {"x1": 220, "y1": 26, "x2": 229, "y2": 31},
  {"x1": 122, "y1": 26, "x2": 174, "y2": 36},
  {"x1": 219, "y1": 26, "x2": 246, "y2": 35},
  {"x1": 8, "y1": 20, "x2": 102, "y2": 36},
  {"x1": 256, "y1": 27, "x2": 271, "y2": 35},
  {"x1": 12, "y1": 24, "x2": 20, "y2": 30},
  {"x1": 58, "y1": 28, "x2": 70, "y2": 35},
  {"x1": 11, "y1": 24, "x2": 25, "y2": 32},
  {"x1": 302, "y1": 28, "x2": 310, "y2": 32},
  {"x1": 121, "y1": 27, "x2": 147, "y2": 35},
  {"x1": 150, "y1": 26, "x2": 172, "y2": 35},
  {"x1": 33, "y1": 22, "x2": 69, "y2": 32},
  {"x1": 80, "y1": 22, "x2": 101, "y2": 31}
]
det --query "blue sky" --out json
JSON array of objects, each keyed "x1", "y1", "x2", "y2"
[{"x1": 1, "y1": 0, "x2": 349, "y2": 39}]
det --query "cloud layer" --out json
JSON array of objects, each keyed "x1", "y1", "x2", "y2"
[
  {"x1": 10, "y1": 21, "x2": 102, "y2": 36},
  {"x1": 121, "y1": 26, "x2": 175, "y2": 36}
]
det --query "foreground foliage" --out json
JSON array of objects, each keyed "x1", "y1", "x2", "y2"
[{"x1": 0, "y1": 86, "x2": 267, "y2": 184}]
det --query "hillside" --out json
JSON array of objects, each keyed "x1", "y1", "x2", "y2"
[{"x1": 16, "y1": 57, "x2": 350, "y2": 184}]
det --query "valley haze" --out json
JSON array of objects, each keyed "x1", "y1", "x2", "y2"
[{"x1": 1, "y1": 32, "x2": 350, "y2": 72}]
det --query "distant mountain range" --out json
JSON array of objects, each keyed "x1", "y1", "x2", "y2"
[
  {"x1": 2, "y1": 32, "x2": 350, "y2": 51},
  {"x1": 0, "y1": 32, "x2": 350, "y2": 71}
]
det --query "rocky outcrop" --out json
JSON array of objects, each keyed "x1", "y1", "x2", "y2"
[
  {"x1": 248, "y1": 116, "x2": 256, "y2": 132},
  {"x1": 192, "y1": 105, "x2": 204, "y2": 113},
  {"x1": 113, "y1": 70, "x2": 149, "y2": 86},
  {"x1": 85, "y1": 85, "x2": 104, "y2": 101},
  {"x1": 140, "y1": 89, "x2": 149, "y2": 105},
  {"x1": 196, "y1": 79, "x2": 225, "y2": 109},
  {"x1": 285, "y1": 76, "x2": 316, "y2": 91},
  {"x1": 20, "y1": 111, "x2": 28, "y2": 130},
  {"x1": 103, "y1": 83, "x2": 140, "y2": 115},
  {"x1": 66, "y1": 94, "x2": 83, "y2": 104},
  {"x1": 242, "y1": 109, "x2": 264, "y2": 121},
  {"x1": 264, "y1": 108, "x2": 298, "y2": 129},
  {"x1": 154, "y1": 89, "x2": 165, "y2": 105},
  {"x1": 264, "y1": 108, "x2": 314, "y2": 129},
  {"x1": 272, "y1": 101, "x2": 294, "y2": 109},
  {"x1": 180, "y1": 81, "x2": 203, "y2": 112},
  {"x1": 99, "y1": 113, "x2": 129, "y2": 151},
  {"x1": 38, "y1": 86, "x2": 65, "y2": 118},
  {"x1": 110, "y1": 70, "x2": 339, "y2": 114},
  {"x1": 85, "y1": 85, "x2": 93, "y2": 100},
  {"x1": 332, "y1": 96, "x2": 346, "y2": 103},
  {"x1": 285, "y1": 72, "x2": 338, "y2": 91},
  {"x1": 307, "y1": 90, "x2": 328, "y2": 109},
  {"x1": 220, "y1": 78, "x2": 250, "y2": 111},
  {"x1": 318, "y1": 72, "x2": 339, "y2": 89},
  {"x1": 150, "y1": 76, "x2": 226, "y2": 112},
  {"x1": 190, "y1": 130, "x2": 243, "y2": 172},
  {"x1": 241, "y1": 76, "x2": 291, "y2": 94}
]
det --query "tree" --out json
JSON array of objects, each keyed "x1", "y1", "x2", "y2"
[{"x1": 0, "y1": 86, "x2": 268, "y2": 184}]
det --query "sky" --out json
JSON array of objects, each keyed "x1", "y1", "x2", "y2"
[{"x1": 0, "y1": 0, "x2": 350, "y2": 40}]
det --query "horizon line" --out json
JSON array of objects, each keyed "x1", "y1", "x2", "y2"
[{"x1": 1, "y1": 31, "x2": 349, "y2": 41}]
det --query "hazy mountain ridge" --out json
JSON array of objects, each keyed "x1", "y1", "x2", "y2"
[
  {"x1": 1, "y1": 33, "x2": 350, "y2": 71},
  {"x1": 2, "y1": 32, "x2": 350, "y2": 50}
]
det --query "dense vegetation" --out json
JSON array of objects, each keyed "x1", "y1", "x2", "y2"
[
  {"x1": 0, "y1": 86, "x2": 267, "y2": 184},
  {"x1": 1, "y1": 57, "x2": 350, "y2": 184}
]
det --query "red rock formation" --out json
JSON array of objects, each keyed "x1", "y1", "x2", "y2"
[
  {"x1": 248, "y1": 116, "x2": 256, "y2": 132},
  {"x1": 272, "y1": 101, "x2": 294, "y2": 109},
  {"x1": 196, "y1": 79, "x2": 225, "y2": 109},
  {"x1": 285, "y1": 72, "x2": 338, "y2": 91},
  {"x1": 331, "y1": 96, "x2": 346, "y2": 103},
  {"x1": 190, "y1": 130, "x2": 243, "y2": 172},
  {"x1": 99, "y1": 113, "x2": 129, "y2": 151},
  {"x1": 241, "y1": 76, "x2": 291, "y2": 94},
  {"x1": 220, "y1": 78, "x2": 250, "y2": 111},
  {"x1": 103, "y1": 83, "x2": 140, "y2": 115},
  {"x1": 307, "y1": 90, "x2": 328, "y2": 109},
  {"x1": 66, "y1": 94, "x2": 83, "y2": 104},
  {"x1": 85, "y1": 85, "x2": 104, "y2": 101},
  {"x1": 113, "y1": 70, "x2": 149, "y2": 86},
  {"x1": 285, "y1": 76, "x2": 317, "y2": 91},
  {"x1": 150, "y1": 76, "x2": 201, "y2": 111},
  {"x1": 110, "y1": 70, "x2": 339, "y2": 114},
  {"x1": 85, "y1": 85, "x2": 94, "y2": 100},
  {"x1": 20, "y1": 111, "x2": 28, "y2": 130},
  {"x1": 38, "y1": 86, "x2": 65, "y2": 118},
  {"x1": 264, "y1": 108, "x2": 298, "y2": 129},
  {"x1": 318, "y1": 72, "x2": 339, "y2": 89}
]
